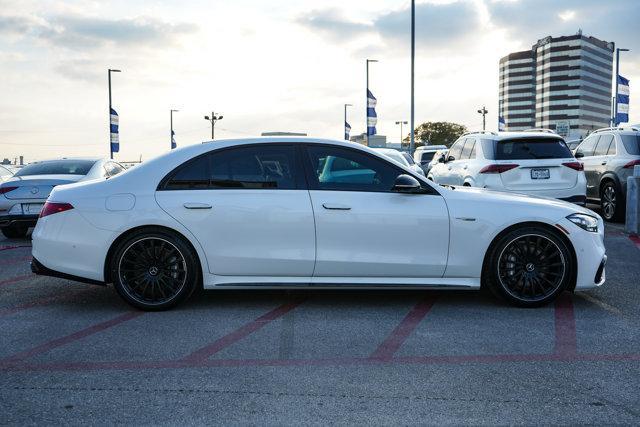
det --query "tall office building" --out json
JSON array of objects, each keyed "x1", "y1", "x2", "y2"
[{"x1": 499, "y1": 33, "x2": 614, "y2": 139}]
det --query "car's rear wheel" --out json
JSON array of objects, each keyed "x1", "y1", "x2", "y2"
[
  {"x1": 1, "y1": 224, "x2": 28, "y2": 239},
  {"x1": 110, "y1": 229, "x2": 199, "y2": 311},
  {"x1": 600, "y1": 181, "x2": 624, "y2": 222},
  {"x1": 484, "y1": 226, "x2": 573, "y2": 307}
]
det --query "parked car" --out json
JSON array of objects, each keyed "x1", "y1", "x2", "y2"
[
  {"x1": 32, "y1": 137, "x2": 605, "y2": 311},
  {"x1": 425, "y1": 149, "x2": 449, "y2": 176},
  {"x1": 0, "y1": 165, "x2": 15, "y2": 184},
  {"x1": 428, "y1": 131, "x2": 587, "y2": 205},
  {"x1": 413, "y1": 145, "x2": 447, "y2": 173},
  {"x1": 0, "y1": 158, "x2": 125, "y2": 238},
  {"x1": 372, "y1": 148, "x2": 425, "y2": 176},
  {"x1": 574, "y1": 126, "x2": 640, "y2": 221}
]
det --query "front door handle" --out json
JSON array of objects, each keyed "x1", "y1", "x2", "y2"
[
  {"x1": 322, "y1": 203, "x2": 351, "y2": 210},
  {"x1": 183, "y1": 202, "x2": 212, "y2": 209},
  {"x1": 601, "y1": 161, "x2": 607, "y2": 165}
]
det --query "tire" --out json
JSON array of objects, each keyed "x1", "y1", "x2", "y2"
[
  {"x1": 109, "y1": 228, "x2": 200, "y2": 311},
  {"x1": 600, "y1": 181, "x2": 625, "y2": 222},
  {"x1": 483, "y1": 226, "x2": 574, "y2": 307},
  {"x1": 1, "y1": 225, "x2": 28, "y2": 239}
]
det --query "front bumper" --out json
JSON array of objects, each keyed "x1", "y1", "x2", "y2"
[
  {"x1": 0, "y1": 214, "x2": 39, "y2": 228},
  {"x1": 558, "y1": 195, "x2": 587, "y2": 206}
]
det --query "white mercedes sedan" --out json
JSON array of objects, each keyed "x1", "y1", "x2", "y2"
[{"x1": 31, "y1": 138, "x2": 606, "y2": 311}]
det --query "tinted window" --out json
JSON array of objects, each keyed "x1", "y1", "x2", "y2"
[
  {"x1": 165, "y1": 155, "x2": 210, "y2": 190},
  {"x1": 460, "y1": 138, "x2": 475, "y2": 160},
  {"x1": 448, "y1": 140, "x2": 464, "y2": 161},
  {"x1": 576, "y1": 135, "x2": 598, "y2": 157},
  {"x1": 419, "y1": 151, "x2": 436, "y2": 163},
  {"x1": 15, "y1": 160, "x2": 95, "y2": 177},
  {"x1": 495, "y1": 138, "x2": 573, "y2": 160},
  {"x1": 621, "y1": 135, "x2": 640, "y2": 155},
  {"x1": 594, "y1": 134, "x2": 614, "y2": 156},
  {"x1": 402, "y1": 152, "x2": 416, "y2": 165},
  {"x1": 306, "y1": 146, "x2": 398, "y2": 192}
]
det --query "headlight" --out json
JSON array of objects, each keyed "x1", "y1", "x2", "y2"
[{"x1": 567, "y1": 213, "x2": 599, "y2": 232}]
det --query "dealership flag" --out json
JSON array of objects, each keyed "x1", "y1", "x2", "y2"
[
  {"x1": 616, "y1": 75, "x2": 630, "y2": 124},
  {"x1": 110, "y1": 108, "x2": 119, "y2": 153},
  {"x1": 367, "y1": 89, "x2": 377, "y2": 136},
  {"x1": 171, "y1": 130, "x2": 177, "y2": 149},
  {"x1": 344, "y1": 121, "x2": 351, "y2": 140},
  {"x1": 498, "y1": 116, "x2": 506, "y2": 131}
]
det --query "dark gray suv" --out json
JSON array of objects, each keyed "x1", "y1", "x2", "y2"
[{"x1": 575, "y1": 127, "x2": 640, "y2": 221}]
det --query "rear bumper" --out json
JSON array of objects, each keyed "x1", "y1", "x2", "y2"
[
  {"x1": 31, "y1": 257, "x2": 105, "y2": 286},
  {"x1": 0, "y1": 214, "x2": 39, "y2": 228}
]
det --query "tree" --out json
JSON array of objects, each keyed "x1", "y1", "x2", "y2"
[{"x1": 405, "y1": 121, "x2": 468, "y2": 148}]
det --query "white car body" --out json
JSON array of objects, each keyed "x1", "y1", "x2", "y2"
[
  {"x1": 414, "y1": 145, "x2": 448, "y2": 174},
  {"x1": 428, "y1": 131, "x2": 587, "y2": 205},
  {"x1": 372, "y1": 148, "x2": 425, "y2": 176},
  {"x1": 31, "y1": 138, "x2": 606, "y2": 309}
]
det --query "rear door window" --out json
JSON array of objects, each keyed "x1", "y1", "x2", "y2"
[
  {"x1": 621, "y1": 135, "x2": 640, "y2": 155},
  {"x1": 594, "y1": 134, "x2": 614, "y2": 156},
  {"x1": 460, "y1": 138, "x2": 476, "y2": 159},
  {"x1": 495, "y1": 138, "x2": 573, "y2": 160}
]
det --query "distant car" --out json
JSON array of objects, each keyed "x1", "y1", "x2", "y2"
[
  {"x1": 425, "y1": 149, "x2": 449, "y2": 176},
  {"x1": 372, "y1": 148, "x2": 425, "y2": 176},
  {"x1": 0, "y1": 158, "x2": 126, "y2": 238},
  {"x1": 574, "y1": 126, "x2": 640, "y2": 221},
  {"x1": 413, "y1": 145, "x2": 448, "y2": 173},
  {"x1": 0, "y1": 165, "x2": 14, "y2": 184},
  {"x1": 428, "y1": 131, "x2": 587, "y2": 205}
]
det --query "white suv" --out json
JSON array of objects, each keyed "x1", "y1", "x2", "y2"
[{"x1": 428, "y1": 131, "x2": 587, "y2": 205}]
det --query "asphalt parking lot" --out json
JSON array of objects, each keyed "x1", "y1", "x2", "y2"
[{"x1": 1, "y1": 222, "x2": 639, "y2": 425}]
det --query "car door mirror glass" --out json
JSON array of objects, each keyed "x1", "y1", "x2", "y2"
[
  {"x1": 447, "y1": 155, "x2": 456, "y2": 162},
  {"x1": 574, "y1": 152, "x2": 584, "y2": 159},
  {"x1": 392, "y1": 174, "x2": 422, "y2": 193}
]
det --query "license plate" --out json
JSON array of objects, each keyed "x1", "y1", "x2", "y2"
[
  {"x1": 530, "y1": 168, "x2": 550, "y2": 180},
  {"x1": 23, "y1": 203, "x2": 44, "y2": 214}
]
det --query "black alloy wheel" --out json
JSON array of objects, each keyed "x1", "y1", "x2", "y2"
[
  {"x1": 111, "y1": 229, "x2": 199, "y2": 310},
  {"x1": 484, "y1": 227, "x2": 573, "y2": 307}
]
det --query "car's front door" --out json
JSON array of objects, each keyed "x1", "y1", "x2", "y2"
[
  {"x1": 155, "y1": 144, "x2": 316, "y2": 277},
  {"x1": 303, "y1": 144, "x2": 449, "y2": 278}
]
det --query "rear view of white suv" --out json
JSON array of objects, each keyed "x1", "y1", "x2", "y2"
[{"x1": 428, "y1": 131, "x2": 586, "y2": 205}]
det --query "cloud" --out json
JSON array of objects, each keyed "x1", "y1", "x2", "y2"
[
  {"x1": 0, "y1": 14, "x2": 46, "y2": 37},
  {"x1": 297, "y1": 1, "x2": 482, "y2": 50}
]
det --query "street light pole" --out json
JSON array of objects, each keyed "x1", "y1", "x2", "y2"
[
  {"x1": 204, "y1": 112, "x2": 224, "y2": 140},
  {"x1": 410, "y1": 0, "x2": 415, "y2": 155},
  {"x1": 614, "y1": 47, "x2": 630, "y2": 126},
  {"x1": 395, "y1": 120, "x2": 408, "y2": 148},
  {"x1": 108, "y1": 68, "x2": 121, "y2": 159},
  {"x1": 344, "y1": 103, "x2": 352, "y2": 140},
  {"x1": 170, "y1": 109, "x2": 179, "y2": 150},
  {"x1": 366, "y1": 59, "x2": 378, "y2": 145},
  {"x1": 477, "y1": 106, "x2": 488, "y2": 131}
]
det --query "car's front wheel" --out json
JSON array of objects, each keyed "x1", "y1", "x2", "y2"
[
  {"x1": 109, "y1": 229, "x2": 200, "y2": 311},
  {"x1": 1, "y1": 224, "x2": 29, "y2": 239},
  {"x1": 484, "y1": 226, "x2": 573, "y2": 307}
]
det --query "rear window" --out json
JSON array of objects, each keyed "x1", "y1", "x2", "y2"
[
  {"x1": 621, "y1": 135, "x2": 640, "y2": 155},
  {"x1": 14, "y1": 160, "x2": 96, "y2": 177},
  {"x1": 419, "y1": 151, "x2": 436, "y2": 162},
  {"x1": 494, "y1": 138, "x2": 572, "y2": 160}
]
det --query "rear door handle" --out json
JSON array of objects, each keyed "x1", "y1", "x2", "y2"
[
  {"x1": 322, "y1": 203, "x2": 351, "y2": 210},
  {"x1": 183, "y1": 202, "x2": 212, "y2": 209}
]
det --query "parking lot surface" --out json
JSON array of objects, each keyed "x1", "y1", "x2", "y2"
[{"x1": 1, "y1": 223, "x2": 640, "y2": 425}]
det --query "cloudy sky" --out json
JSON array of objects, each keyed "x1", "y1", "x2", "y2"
[{"x1": 1, "y1": 0, "x2": 639, "y2": 162}]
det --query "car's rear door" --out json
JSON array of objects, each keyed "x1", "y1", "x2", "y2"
[
  {"x1": 155, "y1": 144, "x2": 316, "y2": 277},
  {"x1": 302, "y1": 144, "x2": 449, "y2": 278},
  {"x1": 575, "y1": 135, "x2": 599, "y2": 198}
]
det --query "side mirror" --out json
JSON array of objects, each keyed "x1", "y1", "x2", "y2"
[
  {"x1": 392, "y1": 174, "x2": 422, "y2": 193},
  {"x1": 447, "y1": 155, "x2": 456, "y2": 162},
  {"x1": 437, "y1": 155, "x2": 445, "y2": 163},
  {"x1": 575, "y1": 152, "x2": 584, "y2": 159}
]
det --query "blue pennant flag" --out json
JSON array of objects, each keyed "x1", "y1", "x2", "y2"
[
  {"x1": 344, "y1": 121, "x2": 351, "y2": 140},
  {"x1": 171, "y1": 130, "x2": 177, "y2": 149},
  {"x1": 110, "y1": 108, "x2": 119, "y2": 153},
  {"x1": 367, "y1": 89, "x2": 377, "y2": 136},
  {"x1": 616, "y1": 75, "x2": 630, "y2": 125},
  {"x1": 498, "y1": 116, "x2": 506, "y2": 131}
]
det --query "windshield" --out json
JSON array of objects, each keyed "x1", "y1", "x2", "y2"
[
  {"x1": 15, "y1": 160, "x2": 96, "y2": 177},
  {"x1": 381, "y1": 151, "x2": 407, "y2": 165},
  {"x1": 494, "y1": 138, "x2": 572, "y2": 160},
  {"x1": 621, "y1": 135, "x2": 640, "y2": 155},
  {"x1": 401, "y1": 152, "x2": 416, "y2": 165}
]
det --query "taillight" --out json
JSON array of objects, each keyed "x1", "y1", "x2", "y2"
[
  {"x1": 562, "y1": 161, "x2": 584, "y2": 171},
  {"x1": 623, "y1": 159, "x2": 640, "y2": 169},
  {"x1": 39, "y1": 202, "x2": 74, "y2": 218},
  {"x1": 479, "y1": 164, "x2": 519, "y2": 174},
  {"x1": 0, "y1": 186, "x2": 17, "y2": 195}
]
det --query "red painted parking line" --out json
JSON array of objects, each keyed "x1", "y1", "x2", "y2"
[
  {"x1": 369, "y1": 297, "x2": 436, "y2": 361},
  {"x1": 0, "y1": 274, "x2": 34, "y2": 288},
  {"x1": 0, "y1": 311, "x2": 144, "y2": 366},
  {"x1": 0, "y1": 255, "x2": 32, "y2": 266},
  {"x1": 0, "y1": 245, "x2": 32, "y2": 252},
  {"x1": 629, "y1": 235, "x2": 640, "y2": 250},
  {"x1": 554, "y1": 293, "x2": 577, "y2": 357},
  {"x1": 182, "y1": 298, "x2": 306, "y2": 363},
  {"x1": 0, "y1": 288, "x2": 89, "y2": 317}
]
